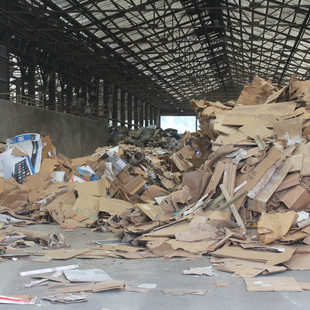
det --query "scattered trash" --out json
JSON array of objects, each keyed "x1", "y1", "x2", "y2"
[
  {"x1": 182, "y1": 266, "x2": 215, "y2": 276},
  {"x1": 64, "y1": 269, "x2": 113, "y2": 282},
  {"x1": 162, "y1": 289, "x2": 207, "y2": 296},
  {"x1": 213, "y1": 282, "x2": 229, "y2": 288},
  {"x1": 20, "y1": 264, "x2": 79, "y2": 277},
  {"x1": 2, "y1": 74, "x2": 310, "y2": 305},
  {"x1": 42, "y1": 293, "x2": 88, "y2": 304},
  {"x1": 0, "y1": 294, "x2": 37, "y2": 305}
]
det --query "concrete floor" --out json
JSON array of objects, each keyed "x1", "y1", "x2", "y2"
[{"x1": 0, "y1": 224, "x2": 310, "y2": 310}]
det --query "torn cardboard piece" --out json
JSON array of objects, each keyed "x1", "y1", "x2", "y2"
[
  {"x1": 257, "y1": 211, "x2": 298, "y2": 244},
  {"x1": 244, "y1": 277, "x2": 302, "y2": 292}
]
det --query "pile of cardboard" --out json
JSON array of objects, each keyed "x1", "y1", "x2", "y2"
[{"x1": 1, "y1": 75, "x2": 310, "y2": 285}]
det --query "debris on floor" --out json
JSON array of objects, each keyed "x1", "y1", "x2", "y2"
[
  {"x1": 2, "y1": 75, "x2": 310, "y2": 303},
  {"x1": 0, "y1": 294, "x2": 37, "y2": 305},
  {"x1": 161, "y1": 289, "x2": 207, "y2": 296}
]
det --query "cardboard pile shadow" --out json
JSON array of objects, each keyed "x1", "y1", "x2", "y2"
[{"x1": 2, "y1": 75, "x2": 310, "y2": 294}]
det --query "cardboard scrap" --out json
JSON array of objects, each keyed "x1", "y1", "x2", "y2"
[
  {"x1": 284, "y1": 254, "x2": 310, "y2": 270},
  {"x1": 64, "y1": 269, "x2": 113, "y2": 282},
  {"x1": 257, "y1": 211, "x2": 298, "y2": 244},
  {"x1": 237, "y1": 76, "x2": 275, "y2": 106},
  {"x1": 244, "y1": 277, "x2": 302, "y2": 292},
  {"x1": 0, "y1": 294, "x2": 37, "y2": 305},
  {"x1": 99, "y1": 198, "x2": 133, "y2": 216},
  {"x1": 280, "y1": 186, "x2": 310, "y2": 211},
  {"x1": 213, "y1": 282, "x2": 229, "y2": 287},
  {"x1": 182, "y1": 266, "x2": 215, "y2": 276},
  {"x1": 212, "y1": 246, "x2": 295, "y2": 266},
  {"x1": 275, "y1": 173, "x2": 300, "y2": 192},
  {"x1": 46, "y1": 281, "x2": 126, "y2": 295},
  {"x1": 248, "y1": 159, "x2": 293, "y2": 213},
  {"x1": 135, "y1": 203, "x2": 164, "y2": 221},
  {"x1": 273, "y1": 118, "x2": 303, "y2": 141},
  {"x1": 162, "y1": 289, "x2": 207, "y2": 296},
  {"x1": 43, "y1": 293, "x2": 88, "y2": 304},
  {"x1": 214, "y1": 258, "x2": 287, "y2": 278}
]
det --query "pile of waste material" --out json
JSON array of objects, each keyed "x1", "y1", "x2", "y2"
[
  {"x1": 1, "y1": 75, "x2": 310, "y2": 290},
  {"x1": 108, "y1": 125, "x2": 184, "y2": 150}
]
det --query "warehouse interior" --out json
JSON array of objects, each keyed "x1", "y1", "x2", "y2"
[
  {"x1": 1, "y1": 1, "x2": 310, "y2": 309},
  {"x1": 1, "y1": 1, "x2": 309, "y2": 121}
]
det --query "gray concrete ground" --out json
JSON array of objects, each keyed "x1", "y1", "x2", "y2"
[{"x1": 0, "y1": 224, "x2": 309, "y2": 310}]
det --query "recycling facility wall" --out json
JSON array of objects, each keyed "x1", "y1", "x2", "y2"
[{"x1": 0, "y1": 99, "x2": 108, "y2": 158}]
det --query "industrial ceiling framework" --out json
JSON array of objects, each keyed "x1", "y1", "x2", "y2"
[{"x1": 0, "y1": 0, "x2": 309, "y2": 125}]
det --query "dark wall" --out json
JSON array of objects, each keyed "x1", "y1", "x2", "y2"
[{"x1": 0, "y1": 100, "x2": 108, "y2": 158}]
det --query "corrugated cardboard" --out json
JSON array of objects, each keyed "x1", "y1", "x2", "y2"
[
  {"x1": 99, "y1": 198, "x2": 133, "y2": 216},
  {"x1": 239, "y1": 121, "x2": 273, "y2": 139},
  {"x1": 212, "y1": 245, "x2": 295, "y2": 266},
  {"x1": 257, "y1": 211, "x2": 298, "y2": 244},
  {"x1": 171, "y1": 153, "x2": 190, "y2": 172},
  {"x1": 41, "y1": 135, "x2": 57, "y2": 159},
  {"x1": 280, "y1": 185, "x2": 310, "y2": 210},
  {"x1": 140, "y1": 185, "x2": 167, "y2": 202},
  {"x1": 182, "y1": 171, "x2": 210, "y2": 201},
  {"x1": 284, "y1": 254, "x2": 310, "y2": 270},
  {"x1": 123, "y1": 175, "x2": 146, "y2": 195},
  {"x1": 72, "y1": 196, "x2": 99, "y2": 226},
  {"x1": 214, "y1": 258, "x2": 286, "y2": 278},
  {"x1": 244, "y1": 277, "x2": 302, "y2": 292},
  {"x1": 235, "y1": 146, "x2": 282, "y2": 209},
  {"x1": 248, "y1": 159, "x2": 293, "y2": 213},
  {"x1": 46, "y1": 281, "x2": 126, "y2": 295},
  {"x1": 135, "y1": 203, "x2": 164, "y2": 221},
  {"x1": 275, "y1": 173, "x2": 300, "y2": 192},
  {"x1": 237, "y1": 76, "x2": 275, "y2": 106},
  {"x1": 222, "y1": 101, "x2": 296, "y2": 127},
  {"x1": 273, "y1": 118, "x2": 303, "y2": 140},
  {"x1": 75, "y1": 177, "x2": 109, "y2": 197},
  {"x1": 289, "y1": 154, "x2": 303, "y2": 172}
]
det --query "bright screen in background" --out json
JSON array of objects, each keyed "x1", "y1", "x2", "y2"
[{"x1": 160, "y1": 116, "x2": 197, "y2": 134}]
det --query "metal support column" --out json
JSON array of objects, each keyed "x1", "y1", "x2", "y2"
[
  {"x1": 120, "y1": 89, "x2": 125, "y2": 126},
  {"x1": 81, "y1": 83, "x2": 87, "y2": 116},
  {"x1": 134, "y1": 96, "x2": 139, "y2": 129},
  {"x1": 144, "y1": 102, "x2": 149, "y2": 127},
  {"x1": 112, "y1": 85, "x2": 118, "y2": 127},
  {"x1": 48, "y1": 71, "x2": 56, "y2": 110},
  {"x1": 66, "y1": 83, "x2": 73, "y2": 113},
  {"x1": 128, "y1": 94, "x2": 132, "y2": 129},
  {"x1": 0, "y1": 44, "x2": 9, "y2": 100},
  {"x1": 103, "y1": 80, "x2": 109, "y2": 122},
  {"x1": 28, "y1": 64, "x2": 35, "y2": 99},
  {"x1": 139, "y1": 100, "x2": 144, "y2": 127},
  {"x1": 155, "y1": 107, "x2": 160, "y2": 127},
  {"x1": 149, "y1": 105, "x2": 154, "y2": 125},
  {"x1": 92, "y1": 77, "x2": 100, "y2": 117}
]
